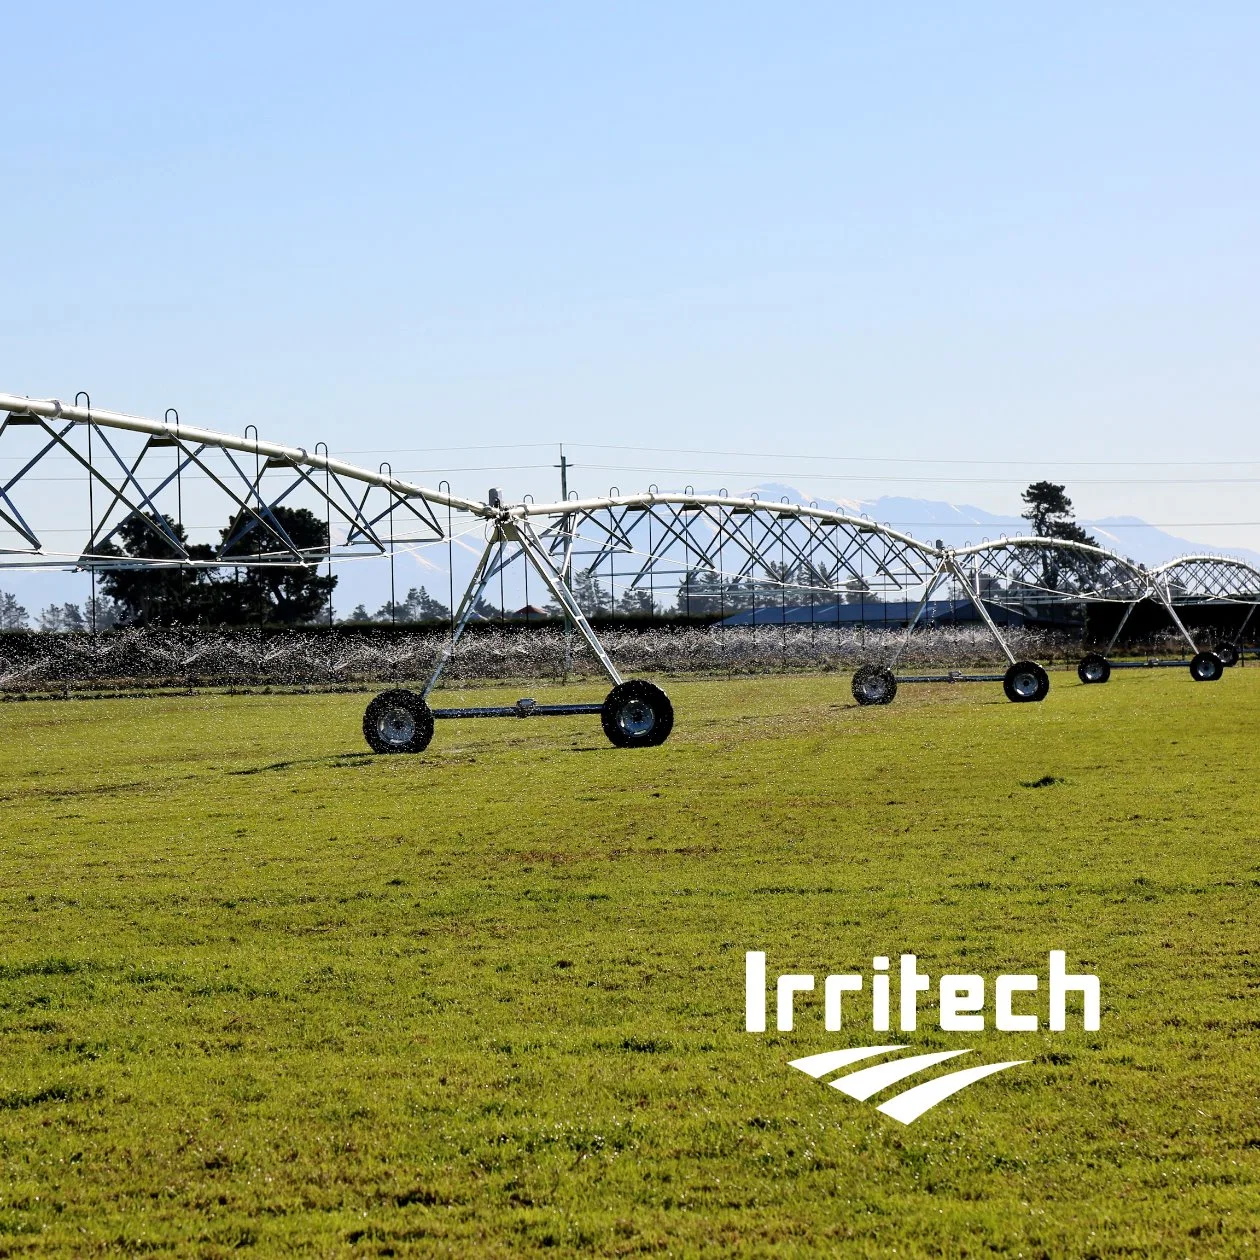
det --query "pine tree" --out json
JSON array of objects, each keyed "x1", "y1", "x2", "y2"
[
  {"x1": 1020, "y1": 482, "x2": 1098, "y2": 546},
  {"x1": 85, "y1": 595, "x2": 123, "y2": 630},
  {"x1": 845, "y1": 577, "x2": 882, "y2": 604},
  {"x1": 1019, "y1": 482, "x2": 1101, "y2": 592},
  {"x1": 402, "y1": 586, "x2": 451, "y2": 622},
  {"x1": 0, "y1": 592, "x2": 30, "y2": 631},
  {"x1": 676, "y1": 568, "x2": 726, "y2": 616},
  {"x1": 617, "y1": 587, "x2": 656, "y2": 616},
  {"x1": 571, "y1": 568, "x2": 610, "y2": 616}
]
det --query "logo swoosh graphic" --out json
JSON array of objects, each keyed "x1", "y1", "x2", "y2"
[
  {"x1": 787, "y1": 1046, "x2": 907, "y2": 1077},
  {"x1": 875, "y1": 1059, "x2": 1028, "y2": 1124},
  {"x1": 830, "y1": 1049, "x2": 972, "y2": 1101},
  {"x1": 787, "y1": 1046, "x2": 1027, "y2": 1124}
]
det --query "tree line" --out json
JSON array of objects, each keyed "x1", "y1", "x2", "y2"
[{"x1": 93, "y1": 507, "x2": 336, "y2": 625}]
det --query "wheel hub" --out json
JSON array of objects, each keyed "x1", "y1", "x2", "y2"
[
  {"x1": 617, "y1": 700, "x2": 656, "y2": 738},
  {"x1": 1011, "y1": 670, "x2": 1039, "y2": 698},
  {"x1": 378, "y1": 707, "x2": 417, "y2": 745}
]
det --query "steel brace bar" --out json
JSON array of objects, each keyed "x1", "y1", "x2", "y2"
[
  {"x1": 886, "y1": 561, "x2": 949, "y2": 671},
  {"x1": 420, "y1": 520, "x2": 623, "y2": 701},
  {"x1": 513, "y1": 519, "x2": 623, "y2": 686},
  {"x1": 1106, "y1": 597, "x2": 1141, "y2": 655},
  {"x1": 421, "y1": 535, "x2": 501, "y2": 700},
  {"x1": 947, "y1": 557, "x2": 1018, "y2": 667},
  {"x1": 1228, "y1": 601, "x2": 1258, "y2": 649},
  {"x1": 1153, "y1": 581, "x2": 1202, "y2": 656}
]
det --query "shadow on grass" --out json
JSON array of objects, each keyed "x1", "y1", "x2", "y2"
[{"x1": 229, "y1": 752, "x2": 378, "y2": 776}]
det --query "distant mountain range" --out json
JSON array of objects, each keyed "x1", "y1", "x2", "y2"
[{"x1": 746, "y1": 484, "x2": 1260, "y2": 571}]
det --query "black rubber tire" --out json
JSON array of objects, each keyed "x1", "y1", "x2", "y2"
[
  {"x1": 601, "y1": 680, "x2": 674, "y2": 748},
  {"x1": 1003, "y1": 660, "x2": 1050, "y2": 703},
  {"x1": 1216, "y1": 643, "x2": 1240, "y2": 668},
  {"x1": 852, "y1": 664, "x2": 897, "y2": 706},
  {"x1": 363, "y1": 689, "x2": 435, "y2": 753},
  {"x1": 1077, "y1": 653, "x2": 1111, "y2": 685},
  {"x1": 1189, "y1": 651, "x2": 1224, "y2": 682}
]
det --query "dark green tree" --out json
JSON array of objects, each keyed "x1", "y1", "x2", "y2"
[
  {"x1": 720, "y1": 578, "x2": 755, "y2": 612},
  {"x1": 98, "y1": 507, "x2": 336, "y2": 625},
  {"x1": 617, "y1": 586, "x2": 657, "y2": 616},
  {"x1": 572, "y1": 567, "x2": 611, "y2": 616},
  {"x1": 218, "y1": 506, "x2": 336, "y2": 625},
  {"x1": 374, "y1": 587, "x2": 452, "y2": 624},
  {"x1": 751, "y1": 561, "x2": 812, "y2": 609},
  {"x1": 1021, "y1": 482, "x2": 1098, "y2": 547},
  {"x1": 0, "y1": 592, "x2": 30, "y2": 630},
  {"x1": 676, "y1": 568, "x2": 727, "y2": 616},
  {"x1": 404, "y1": 586, "x2": 451, "y2": 622},
  {"x1": 1019, "y1": 482, "x2": 1100, "y2": 593},
  {"x1": 845, "y1": 576, "x2": 882, "y2": 604},
  {"x1": 96, "y1": 514, "x2": 217, "y2": 624},
  {"x1": 470, "y1": 594, "x2": 503, "y2": 620}
]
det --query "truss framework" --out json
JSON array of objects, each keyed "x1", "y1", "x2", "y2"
[{"x1": 1, "y1": 392, "x2": 1256, "y2": 689}]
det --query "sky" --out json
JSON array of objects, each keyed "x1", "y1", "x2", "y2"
[{"x1": 3, "y1": 2, "x2": 1260, "y2": 613}]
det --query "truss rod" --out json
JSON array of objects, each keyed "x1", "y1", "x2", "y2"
[{"x1": 0, "y1": 394, "x2": 490, "y2": 519}]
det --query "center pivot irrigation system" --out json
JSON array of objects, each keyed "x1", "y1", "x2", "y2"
[{"x1": 1, "y1": 392, "x2": 1257, "y2": 753}]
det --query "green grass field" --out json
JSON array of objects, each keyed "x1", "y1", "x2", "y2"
[{"x1": 0, "y1": 668, "x2": 1257, "y2": 1257}]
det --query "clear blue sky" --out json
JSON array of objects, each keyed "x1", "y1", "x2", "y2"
[{"x1": 5, "y1": 2, "x2": 1259, "y2": 556}]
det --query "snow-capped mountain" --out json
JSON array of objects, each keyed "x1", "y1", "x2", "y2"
[{"x1": 746, "y1": 484, "x2": 1260, "y2": 570}]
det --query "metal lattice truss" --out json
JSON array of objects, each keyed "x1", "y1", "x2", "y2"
[
  {"x1": 508, "y1": 496, "x2": 1156, "y2": 606},
  {"x1": 1153, "y1": 555, "x2": 1260, "y2": 604},
  {"x1": 0, "y1": 393, "x2": 488, "y2": 570},
  {"x1": 1099, "y1": 554, "x2": 1260, "y2": 658},
  {"x1": 1, "y1": 392, "x2": 1256, "y2": 686}
]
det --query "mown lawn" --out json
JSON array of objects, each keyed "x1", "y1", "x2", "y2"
[{"x1": 0, "y1": 667, "x2": 1256, "y2": 1257}]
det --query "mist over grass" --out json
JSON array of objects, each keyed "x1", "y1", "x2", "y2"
[{"x1": 0, "y1": 623, "x2": 1097, "y2": 694}]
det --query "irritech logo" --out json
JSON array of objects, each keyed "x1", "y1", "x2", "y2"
[{"x1": 746, "y1": 950, "x2": 1100, "y2": 1124}]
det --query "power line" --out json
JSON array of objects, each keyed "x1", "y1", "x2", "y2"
[
  {"x1": 328, "y1": 440, "x2": 1260, "y2": 468},
  {"x1": 564, "y1": 441, "x2": 1260, "y2": 466},
  {"x1": 558, "y1": 442, "x2": 1260, "y2": 469},
  {"x1": 566, "y1": 463, "x2": 1260, "y2": 486}
]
